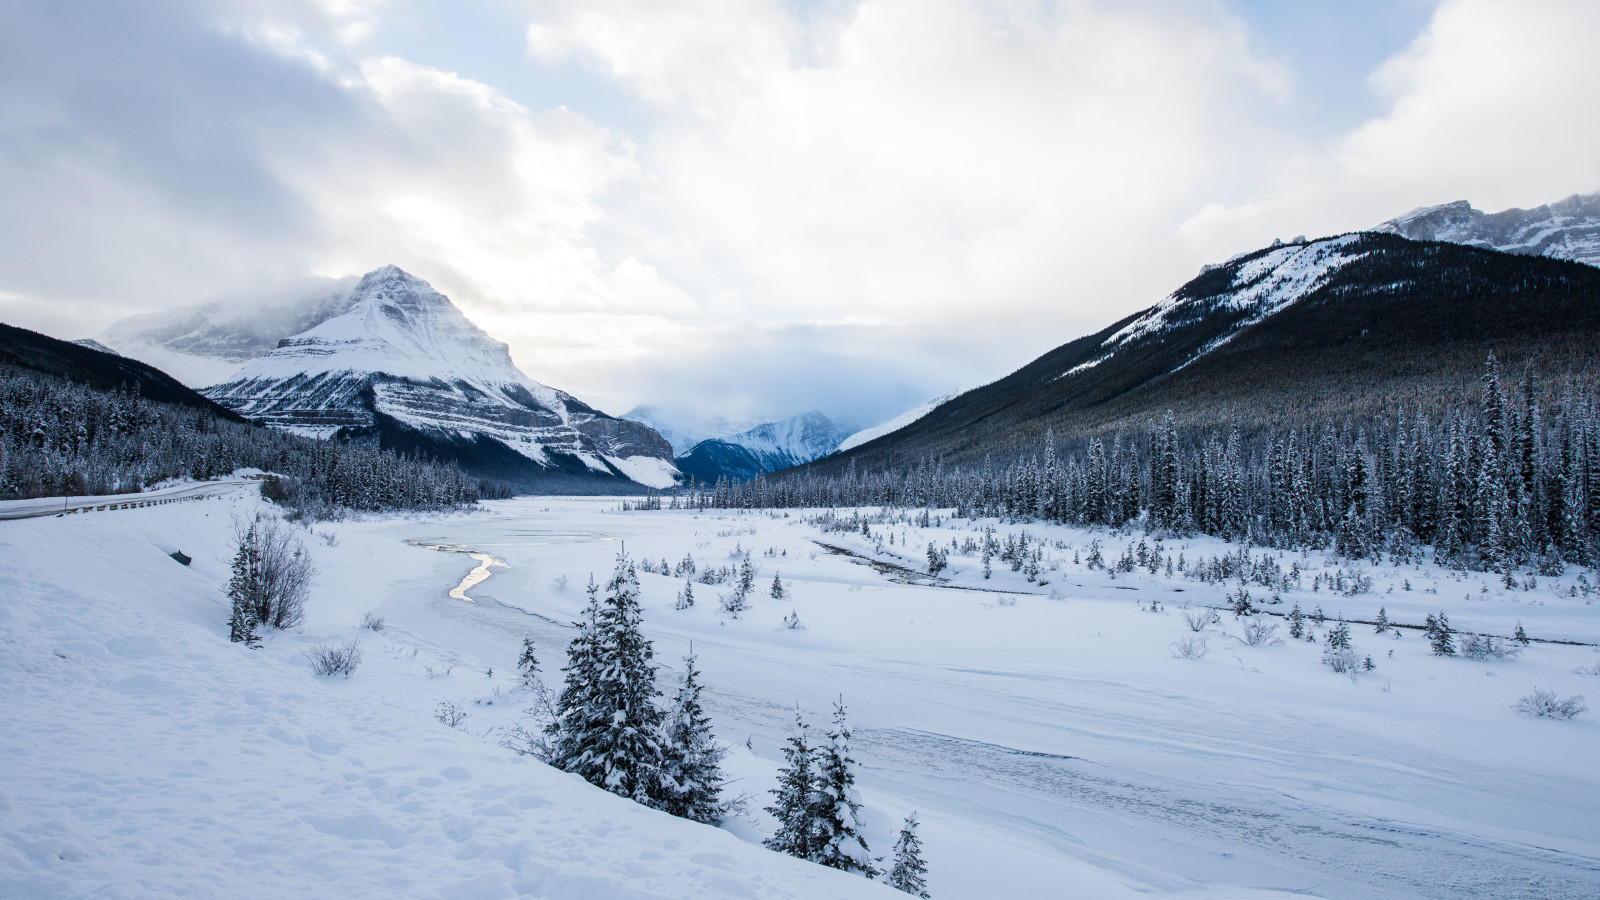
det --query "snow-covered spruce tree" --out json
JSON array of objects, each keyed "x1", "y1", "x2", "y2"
[
  {"x1": 1425, "y1": 611, "x2": 1456, "y2": 656},
  {"x1": 1373, "y1": 607, "x2": 1389, "y2": 634},
  {"x1": 813, "y1": 700, "x2": 876, "y2": 877},
  {"x1": 675, "y1": 579, "x2": 695, "y2": 610},
  {"x1": 227, "y1": 525, "x2": 261, "y2": 646},
  {"x1": 659, "y1": 653, "x2": 728, "y2": 824},
  {"x1": 517, "y1": 636, "x2": 539, "y2": 689},
  {"x1": 765, "y1": 712, "x2": 820, "y2": 860},
  {"x1": 548, "y1": 557, "x2": 670, "y2": 807},
  {"x1": 1286, "y1": 601, "x2": 1305, "y2": 640},
  {"x1": 888, "y1": 812, "x2": 930, "y2": 897},
  {"x1": 771, "y1": 573, "x2": 786, "y2": 600}
]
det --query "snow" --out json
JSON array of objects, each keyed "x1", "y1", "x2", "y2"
[
  {"x1": 606, "y1": 455, "x2": 682, "y2": 490},
  {"x1": 5, "y1": 494, "x2": 1599, "y2": 898},
  {"x1": 837, "y1": 396, "x2": 956, "y2": 453}
]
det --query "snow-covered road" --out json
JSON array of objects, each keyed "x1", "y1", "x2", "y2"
[{"x1": 0, "y1": 479, "x2": 257, "y2": 520}]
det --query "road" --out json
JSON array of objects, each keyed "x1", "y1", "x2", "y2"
[{"x1": 0, "y1": 479, "x2": 260, "y2": 521}]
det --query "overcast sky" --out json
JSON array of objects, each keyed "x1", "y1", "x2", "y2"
[{"x1": 2, "y1": 0, "x2": 1597, "y2": 430}]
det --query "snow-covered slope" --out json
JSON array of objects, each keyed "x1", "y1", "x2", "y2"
[
  {"x1": 836, "y1": 395, "x2": 956, "y2": 453},
  {"x1": 102, "y1": 276, "x2": 362, "y2": 387},
  {"x1": 0, "y1": 494, "x2": 895, "y2": 899},
  {"x1": 1059, "y1": 234, "x2": 1370, "y2": 382},
  {"x1": 205, "y1": 266, "x2": 676, "y2": 489},
  {"x1": 1374, "y1": 192, "x2": 1600, "y2": 268},
  {"x1": 69, "y1": 338, "x2": 119, "y2": 356}
]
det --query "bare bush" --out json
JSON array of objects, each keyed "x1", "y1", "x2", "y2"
[
  {"x1": 434, "y1": 700, "x2": 468, "y2": 729},
  {"x1": 1170, "y1": 636, "x2": 1208, "y2": 659},
  {"x1": 1180, "y1": 605, "x2": 1216, "y2": 633},
  {"x1": 1240, "y1": 620, "x2": 1281, "y2": 647},
  {"x1": 306, "y1": 639, "x2": 362, "y2": 677},
  {"x1": 1459, "y1": 634, "x2": 1521, "y2": 661},
  {"x1": 360, "y1": 612, "x2": 385, "y2": 632},
  {"x1": 232, "y1": 515, "x2": 315, "y2": 631},
  {"x1": 1512, "y1": 689, "x2": 1587, "y2": 720}
]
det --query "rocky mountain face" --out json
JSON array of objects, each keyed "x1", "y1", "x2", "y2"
[
  {"x1": 1374, "y1": 192, "x2": 1600, "y2": 268},
  {"x1": 802, "y1": 231, "x2": 1600, "y2": 474},
  {"x1": 674, "y1": 411, "x2": 851, "y2": 483},
  {"x1": 202, "y1": 266, "x2": 677, "y2": 493}
]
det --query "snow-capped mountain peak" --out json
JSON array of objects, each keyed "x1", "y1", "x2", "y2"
[{"x1": 204, "y1": 266, "x2": 676, "y2": 490}]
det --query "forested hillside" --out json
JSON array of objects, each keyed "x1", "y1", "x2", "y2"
[
  {"x1": 816, "y1": 234, "x2": 1600, "y2": 472},
  {"x1": 0, "y1": 325, "x2": 504, "y2": 515}
]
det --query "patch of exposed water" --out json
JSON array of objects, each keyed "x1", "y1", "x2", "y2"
[{"x1": 408, "y1": 542, "x2": 508, "y2": 602}]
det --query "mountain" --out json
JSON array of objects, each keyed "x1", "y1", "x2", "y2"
[
  {"x1": 101, "y1": 276, "x2": 362, "y2": 386},
  {"x1": 1, "y1": 322, "x2": 246, "y2": 421},
  {"x1": 1374, "y1": 192, "x2": 1600, "y2": 268},
  {"x1": 203, "y1": 266, "x2": 677, "y2": 493},
  {"x1": 675, "y1": 411, "x2": 851, "y2": 483},
  {"x1": 619, "y1": 405, "x2": 765, "y2": 457},
  {"x1": 803, "y1": 231, "x2": 1600, "y2": 474},
  {"x1": 834, "y1": 393, "x2": 957, "y2": 454}
]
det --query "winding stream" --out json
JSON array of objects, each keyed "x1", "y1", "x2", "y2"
[{"x1": 407, "y1": 542, "x2": 507, "y2": 602}]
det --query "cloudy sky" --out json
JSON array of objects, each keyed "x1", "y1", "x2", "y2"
[{"x1": 2, "y1": 0, "x2": 1597, "y2": 432}]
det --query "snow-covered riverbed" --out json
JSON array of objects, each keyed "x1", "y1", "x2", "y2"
[{"x1": 4, "y1": 494, "x2": 1598, "y2": 898}]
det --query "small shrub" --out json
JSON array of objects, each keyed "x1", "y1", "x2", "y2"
[
  {"x1": 360, "y1": 612, "x2": 385, "y2": 632},
  {"x1": 1512, "y1": 689, "x2": 1587, "y2": 720},
  {"x1": 783, "y1": 609, "x2": 804, "y2": 630},
  {"x1": 1170, "y1": 636, "x2": 1208, "y2": 659},
  {"x1": 1240, "y1": 620, "x2": 1281, "y2": 647},
  {"x1": 1459, "y1": 634, "x2": 1521, "y2": 661},
  {"x1": 434, "y1": 700, "x2": 468, "y2": 729},
  {"x1": 307, "y1": 639, "x2": 362, "y2": 678},
  {"x1": 1180, "y1": 605, "x2": 1215, "y2": 633}
]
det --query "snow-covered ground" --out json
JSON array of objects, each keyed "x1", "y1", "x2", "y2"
[{"x1": 5, "y1": 494, "x2": 1599, "y2": 898}]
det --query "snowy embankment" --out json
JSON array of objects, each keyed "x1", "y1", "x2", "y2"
[
  {"x1": 6, "y1": 494, "x2": 1600, "y2": 899},
  {"x1": 0, "y1": 494, "x2": 890, "y2": 899}
]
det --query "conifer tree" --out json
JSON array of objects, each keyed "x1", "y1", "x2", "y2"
[
  {"x1": 517, "y1": 636, "x2": 539, "y2": 689},
  {"x1": 548, "y1": 557, "x2": 669, "y2": 807},
  {"x1": 1425, "y1": 611, "x2": 1456, "y2": 656},
  {"x1": 1373, "y1": 607, "x2": 1389, "y2": 634},
  {"x1": 888, "y1": 812, "x2": 930, "y2": 897},
  {"x1": 813, "y1": 700, "x2": 876, "y2": 877},
  {"x1": 660, "y1": 653, "x2": 727, "y2": 824},
  {"x1": 227, "y1": 525, "x2": 261, "y2": 646},
  {"x1": 1514, "y1": 621, "x2": 1530, "y2": 644},
  {"x1": 765, "y1": 712, "x2": 819, "y2": 860},
  {"x1": 771, "y1": 573, "x2": 786, "y2": 600},
  {"x1": 1287, "y1": 601, "x2": 1305, "y2": 639}
]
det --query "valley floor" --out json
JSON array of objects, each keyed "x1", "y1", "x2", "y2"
[{"x1": 3, "y1": 493, "x2": 1598, "y2": 898}]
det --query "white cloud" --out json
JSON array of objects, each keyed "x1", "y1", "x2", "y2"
[
  {"x1": 4, "y1": 0, "x2": 1597, "y2": 429},
  {"x1": 1177, "y1": 0, "x2": 1600, "y2": 259}
]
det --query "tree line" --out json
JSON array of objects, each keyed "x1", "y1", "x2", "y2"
[{"x1": 668, "y1": 355, "x2": 1600, "y2": 574}]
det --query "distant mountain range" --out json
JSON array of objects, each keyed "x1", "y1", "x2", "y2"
[{"x1": 672, "y1": 411, "x2": 851, "y2": 483}]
